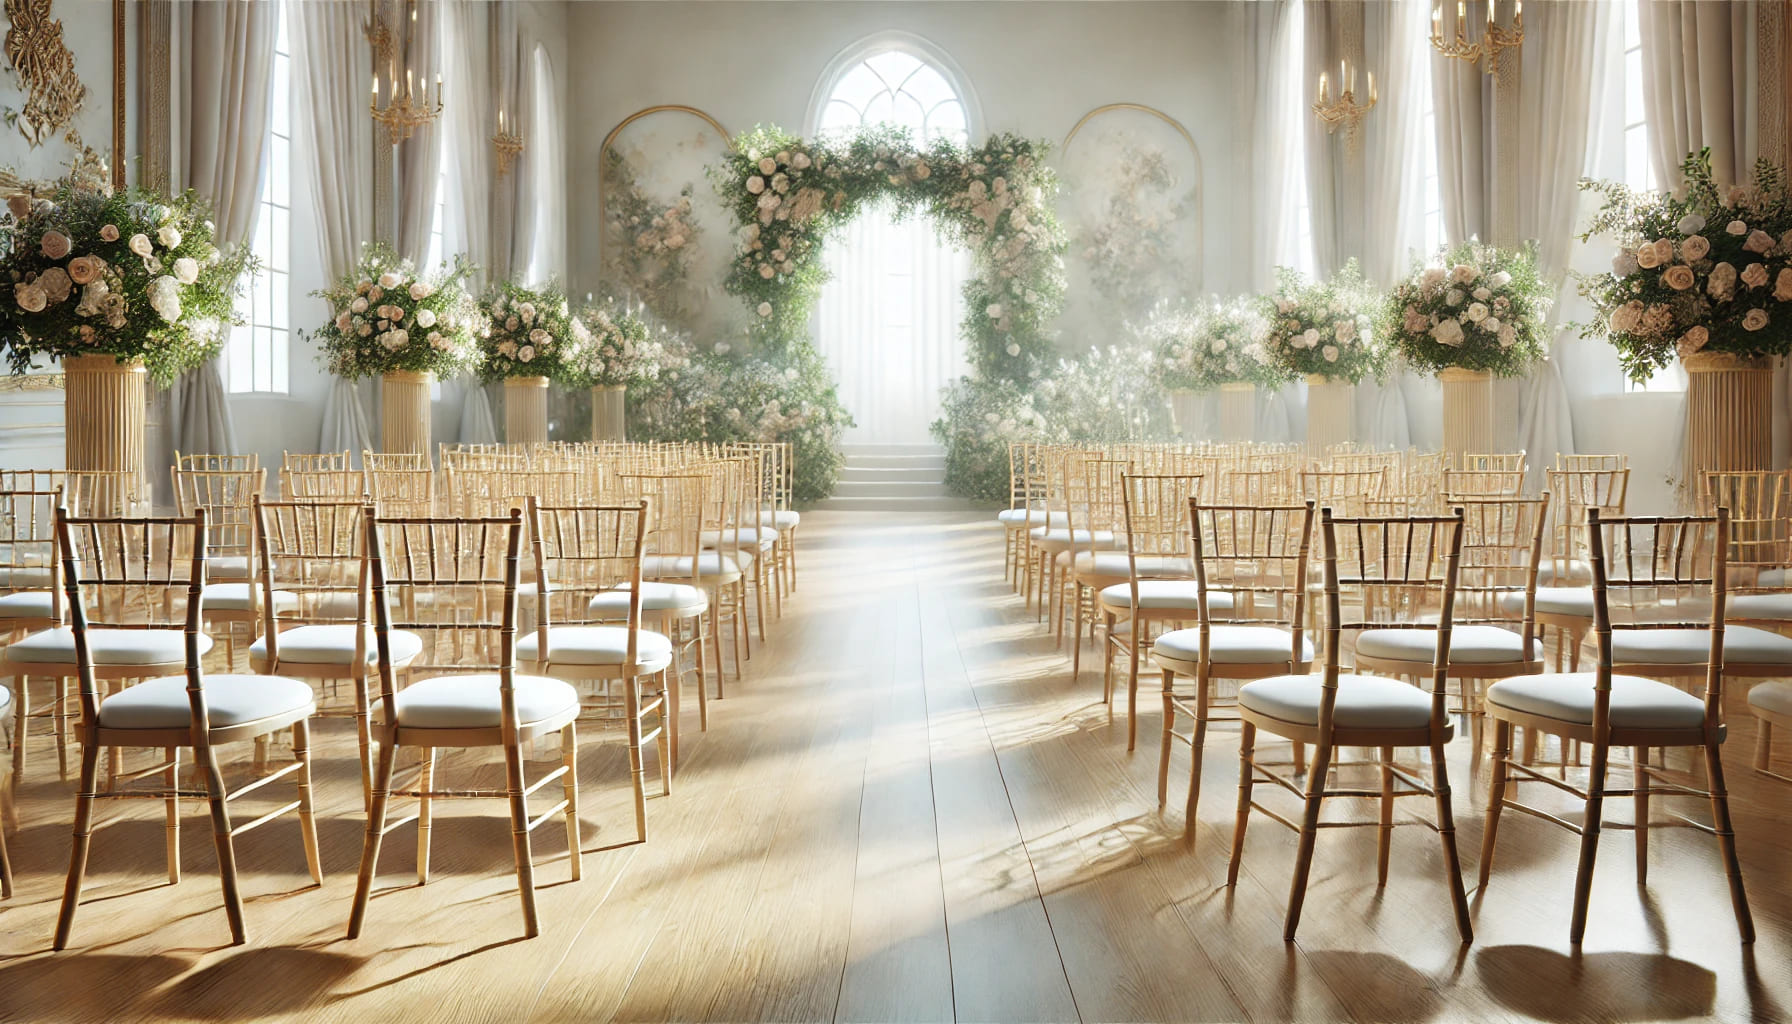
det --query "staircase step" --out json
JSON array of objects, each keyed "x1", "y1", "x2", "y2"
[
  {"x1": 832, "y1": 480, "x2": 953, "y2": 499},
  {"x1": 845, "y1": 454, "x2": 946, "y2": 470},
  {"x1": 810, "y1": 495, "x2": 984, "y2": 512},
  {"x1": 838, "y1": 443, "x2": 943, "y2": 457},
  {"x1": 838, "y1": 465, "x2": 945, "y2": 484}
]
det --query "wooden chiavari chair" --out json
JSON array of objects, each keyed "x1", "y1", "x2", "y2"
[
  {"x1": 1065, "y1": 455, "x2": 1133, "y2": 663},
  {"x1": 608, "y1": 471, "x2": 716, "y2": 743},
  {"x1": 2, "y1": 485, "x2": 62, "y2": 781},
  {"x1": 688, "y1": 458, "x2": 756, "y2": 663},
  {"x1": 1479, "y1": 508, "x2": 1754, "y2": 944},
  {"x1": 173, "y1": 465, "x2": 267, "y2": 669},
  {"x1": 1700, "y1": 471, "x2": 1792, "y2": 782},
  {"x1": 0, "y1": 469, "x2": 65, "y2": 492},
  {"x1": 519, "y1": 498, "x2": 671, "y2": 834},
  {"x1": 1155, "y1": 501, "x2": 1316, "y2": 842},
  {"x1": 64, "y1": 469, "x2": 149, "y2": 518},
  {"x1": 175, "y1": 451, "x2": 259, "y2": 475},
  {"x1": 754, "y1": 441, "x2": 802, "y2": 593},
  {"x1": 1097, "y1": 472, "x2": 1205, "y2": 750},
  {"x1": 711, "y1": 449, "x2": 781, "y2": 627},
  {"x1": 365, "y1": 458, "x2": 436, "y2": 518},
  {"x1": 52, "y1": 508, "x2": 321, "y2": 948},
  {"x1": 1227, "y1": 508, "x2": 1473, "y2": 943},
  {"x1": 1530, "y1": 466, "x2": 1631, "y2": 673},
  {"x1": 1027, "y1": 446, "x2": 1103, "y2": 620},
  {"x1": 349, "y1": 508, "x2": 582, "y2": 941},
  {"x1": 282, "y1": 450, "x2": 365, "y2": 502}
]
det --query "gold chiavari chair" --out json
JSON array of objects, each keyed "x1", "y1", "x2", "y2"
[
  {"x1": 175, "y1": 451, "x2": 259, "y2": 475},
  {"x1": 519, "y1": 498, "x2": 671, "y2": 834},
  {"x1": 1443, "y1": 465, "x2": 1527, "y2": 499},
  {"x1": 1701, "y1": 471, "x2": 1792, "y2": 782},
  {"x1": 1479, "y1": 508, "x2": 1754, "y2": 944},
  {"x1": 283, "y1": 450, "x2": 352, "y2": 473},
  {"x1": 2, "y1": 486, "x2": 63, "y2": 781},
  {"x1": 281, "y1": 450, "x2": 366, "y2": 501},
  {"x1": 1529, "y1": 466, "x2": 1630, "y2": 673},
  {"x1": 1227, "y1": 508, "x2": 1474, "y2": 943},
  {"x1": 251, "y1": 497, "x2": 423, "y2": 805},
  {"x1": 688, "y1": 458, "x2": 756, "y2": 663},
  {"x1": 754, "y1": 441, "x2": 802, "y2": 594},
  {"x1": 1541, "y1": 463, "x2": 1631, "y2": 586},
  {"x1": 0, "y1": 469, "x2": 65, "y2": 493},
  {"x1": 1027, "y1": 446, "x2": 1105, "y2": 620},
  {"x1": 1557, "y1": 453, "x2": 1629, "y2": 474},
  {"x1": 51, "y1": 508, "x2": 321, "y2": 949},
  {"x1": 174, "y1": 465, "x2": 268, "y2": 670},
  {"x1": 1097, "y1": 472, "x2": 1205, "y2": 750},
  {"x1": 349, "y1": 508, "x2": 582, "y2": 941},
  {"x1": 1155, "y1": 501, "x2": 1317, "y2": 842},
  {"x1": 64, "y1": 469, "x2": 149, "y2": 518},
  {"x1": 365, "y1": 459, "x2": 436, "y2": 518},
  {"x1": 1300, "y1": 466, "x2": 1388, "y2": 513},
  {"x1": 1065, "y1": 456, "x2": 1134, "y2": 665},
  {"x1": 710, "y1": 450, "x2": 781, "y2": 627}
]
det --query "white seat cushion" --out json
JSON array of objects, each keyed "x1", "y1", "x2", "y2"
[
  {"x1": 759, "y1": 509, "x2": 800, "y2": 529},
  {"x1": 250, "y1": 624, "x2": 423, "y2": 666},
  {"x1": 4, "y1": 627, "x2": 212, "y2": 666},
  {"x1": 1356, "y1": 624, "x2": 1541, "y2": 665},
  {"x1": 589, "y1": 582, "x2": 708, "y2": 618},
  {"x1": 1748, "y1": 680, "x2": 1792, "y2": 718},
  {"x1": 0, "y1": 683, "x2": 9, "y2": 711},
  {"x1": 97, "y1": 673, "x2": 315, "y2": 730},
  {"x1": 208, "y1": 555, "x2": 252, "y2": 580},
  {"x1": 1611, "y1": 624, "x2": 1792, "y2": 665},
  {"x1": 1485, "y1": 673, "x2": 1708, "y2": 730},
  {"x1": 641, "y1": 552, "x2": 743, "y2": 580},
  {"x1": 701, "y1": 526, "x2": 777, "y2": 550},
  {"x1": 0, "y1": 566, "x2": 53, "y2": 588},
  {"x1": 1029, "y1": 528, "x2": 1121, "y2": 552},
  {"x1": 1499, "y1": 586, "x2": 1594, "y2": 618},
  {"x1": 1727, "y1": 592, "x2": 1792, "y2": 621},
  {"x1": 1535, "y1": 559, "x2": 1592, "y2": 586},
  {"x1": 201, "y1": 583, "x2": 299, "y2": 614},
  {"x1": 393, "y1": 672, "x2": 580, "y2": 730},
  {"x1": 1153, "y1": 625, "x2": 1314, "y2": 665},
  {"x1": 1753, "y1": 568, "x2": 1791, "y2": 588},
  {"x1": 1098, "y1": 581, "x2": 1236, "y2": 613},
  {"x1": 517, "y1": 626, "x2": 674, "y2": 670},
  {"x1": 0, "y1": 590, "x2": 53, "y2": 619},
  {"x1": 1239, "y1": 673, "x2": 1437, "y2": 730},
  {"x1": 998, "y1": 508, "x2": 1064, "y2": 528},
  {"x1": 1073, "y1": 553, "x2": 1191, "y2": 578}
]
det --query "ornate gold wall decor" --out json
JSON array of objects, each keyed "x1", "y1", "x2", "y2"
[
  {"x1": 2, "y1": 0, "x2": 86, "y2": 147},
  {"x1": 0, "y1": 371, "x2": 63, "y2": 391}
]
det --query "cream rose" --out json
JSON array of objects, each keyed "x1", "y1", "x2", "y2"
[
  {"x1": 1776, "y1": 268, "x2": 1792, "y2": 302},
  {"x1": 1430, "y1": 318, "x2": 1465, "y2": 347},
  {"x1": 40, "y1": 230, "x2": 71, "y2": 260},
  {"x1": 378, "y1": 272, "x2": 402, "y2": 289},
  {"x1": 1708, "y1": 262, "x2": 1737, "y2": 299},
  {"x1": 1636, "y1": 243, "x2": 1661, "y2": 270},
  {"x1": 66, "y1": 255, "x2": 103, "y2": 285},
  {"x1": 1662, "y1": 265, "x2": 1696, "y2": 291},
  {"x1": 173, "y1": 256, "x2": 199, "y2": 285},
  {"x1": 37, "y1": 267, "x2": 71, "y2": 304},
  {"x1": 128, "y1": 233, "x2": 153, "y2": 257},
  {"x1": 156, "y1": 225, "x2": 182, "y2": 249},
  {"x1": 1742, "y1": 263, "x2": 1770, "y2": 289},
  {"x1": 757, "y1": 157, "x2": 777, "y2": 176},
  {"x1": 1679, "y1": 235, "x2": 1710, "y2": 261},
  {"x1": 756, "y1": 302, "x2": 773, "y2": 318},
  {"x1": 409, "y1": 281, "x2": 433, "y2": 301},
  {"x1": 415, "y1": 308, "x2": 436, "y2": 328},
  {"x1": 518, "y1": 345, "x2": 535, "y2": 363},
  {"x1": 1726, "y1": 220, "x2": 1748, "y2": 236},
  {"x1": 986, "y1": 303, "x2": 1005, "y2": 319},
  {"x1": 746, "y1": 176, "x2": 765, "y2": 195},
  {"x1": 1322, "y1": 345, "x2": 1340, "y2": 363},
  {"x1": 5, "y1": 195, "x2": 29, "y2": 219},
  {"x1": 1465, "y1": 302, "x2": 1489, "y2": 322},
  {"x1": 1682, "y1": 325, "x2": 1709, "y2": 351},
  {"x1": 1744, "y1": 229, "x2": 1775, "y2": 254},
  {"x1": 1652, "y1": 239, "x2": 1675, "y2": 265},
  {"x1": 14, "y1": 283, "x2": 46, "y2": 313},
  {"x1": 99, "y1": 224, "x2": 120, "y2": 243},
  {"x1": 1743, "y1": 308, "x2": 1771, "y2": 332}
]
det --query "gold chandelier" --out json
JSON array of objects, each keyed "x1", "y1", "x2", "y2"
[
  {"x1": 364, "y1": 1, "x2": 442, "y2": 145},
  {"x1": 1431, "y1": 0, "x2": 1524, "y2": 80},
  {"x1": 1313, "y1": 58, "x2": 1377, "y2": 149},
  {"x1": 492, "y1": 106, "x2": 524, "y2": 178}
]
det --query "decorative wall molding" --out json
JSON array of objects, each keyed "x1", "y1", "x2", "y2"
[
  {"x1": 139, "y1": 0, "x2": 170, "y2": 191},
  {"x1": 1, "y1": 0, "x2": 86, "y2": 146},
  {"x1": 1760, "y1": 0, "x2": 1788, "y2": 171},
  {"x1": 0, "y1": 372, "x2": 65, "y2": 391},
  {"x1": 111, "y1": 0, "x2": 122, "y2": 189}
]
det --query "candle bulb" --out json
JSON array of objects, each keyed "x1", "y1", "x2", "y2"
[
  {"x1": 1367, "y1": 70, "x2": 1376, "y2": 103},
  {"x1": 406, "y1": 68, "x2": 413, "y2": 99},
  {"x1": 1317, "y1": 72, "x2": 1328, "y2": 103},
  {"x1": 1514, "y1": 0, "x2": 1521, "y2": 20}
]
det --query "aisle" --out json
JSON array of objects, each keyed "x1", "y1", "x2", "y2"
[{"x1": 0, "y1": 510, "x2": 1788, "y2": 1022}]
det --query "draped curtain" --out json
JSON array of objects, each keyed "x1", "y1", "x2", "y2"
[
  {"x1": 524, "y1": 47, "x2": 566, "y2": 284},
  {"x1": 1301, "y1": 0, "x2": 1345, "y2": 275},
  {"x1": 292, "y1": 0, "x2": 374, "y2": 456},
  {"x1": 1244, "y1": 0, "x2": 1301, "y2": 294},
  {"x1": 394, "y1": 0, "x2": 444, "y2": 266},
  {"x1": 488, "y1": 6, "x2": 530, "y2": 284},
  {"x1": 167, "y1": 0, "x2": 279, "y2": 464},
  {"x1": 1430, "y1": 1, "x2": 1494, "y2": 245}
]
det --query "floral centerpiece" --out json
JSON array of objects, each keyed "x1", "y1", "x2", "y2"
[
  {"x1": 1384, "y1": 240, "x2": 1551, "y2": 377},
  {"x1": 1576, "y1": 149, "x2": 1792, "y2": 380},
  {"x1": 573, "y1": 299, "x2": 676, "y2": 389},
  {"x1": 0, "y1": 174, "x2": 250, "y2": 383},
  {"x1": 1261, "y1": 260, "x2": 1385, "y2": 383},
  {"x1": 309, "y1": 242, "x2": 480, "y2": 380},
  {"x1": 477, "y1": 279, "x2": 589, "y2": 383},
  {"x1": 1143, "y1": 296, "x2": 1283, "y2": 391}
]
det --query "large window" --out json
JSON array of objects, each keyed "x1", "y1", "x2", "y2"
[
  {"x1": 1621, "y1": 4, "x2": 1656, "y2": 193},
  {"x1": 226, "y1": 3, "x2": 290, "y2": 394}
]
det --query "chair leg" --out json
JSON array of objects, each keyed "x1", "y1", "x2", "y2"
[
  {"x1": 1755, "y1": 720, "x2": 1771, "y2": 772},
  {"x1": 1227, "y1": 721, "x2": 1257, "y2": 886},
  {"x1": 1283, "y1": 741, "x2": 1334, "y2": 942},
  {"x1": 294, "y1": 720, "x2": 323, "y2": 886},
  {"x1": 347, "y1": 736, "x2": 399, "y2": 939},
  {"x1": 1568, "y1": 740, "x2": 1610, "y2": 945},
  {"x1": 198, "y1": 744, "x2": 247, "y2": 945},
  {"x1": 55, "y1": 675, "x2": 69, "y2": 778},
  {"x1": 1072, "y1": 584, "x2": 1085, "y2": 677},
  {"x1": 0, "y1": 789, "x2": 11, "y2": 900},
  {"x1": 562, "y1": 722, "x2": 582, "y2": 882},
  {"x1": 11, "y1": 675, "x2": 26, "y2": 786},
  {"x1": 656, "y1": 676, "x2": 672, "y2": 797},
  {"x1": 416, "y1": 747, "x2": 437, "y2": 885},
  {"x1": 1429, "y1": 739, "x2": 1473, "y2": 943},
  {"x1": 164, "y1": 746, "x2": 181, "y2": 884},
  {"x1": 625, "y1": 678, "x2": 648, "y2": 844},
  {"x1": 501, "y1": 734, "x2": 541, "y2": 939},
  {"x1": 1183, "y1": 670, "x2": 1211, "y2": 847},
  {"x1": 1100, "y1": 612, "x2": 1117, "y2": 707},
  {"x1": 692, "y1": 615, "x2": 709, "y2": 730},
  {"x1": 754, "y1": 559, "x2": 769, "y2": 642},
  {"x1": 1126, "y1": 626, "x2": 1148, "y2": 753},
  {"x1": 1158, "y1": 668, "x2": 1176, "y2": 807},
  {"x1": 1377, "y1": 745, "x2": 1395, "y2": 887},
  {"x1": 664, "y1": 660, "x2": 681, "y2": 776},
  {"x1": 1478, "y1": 719, "x2": 1512, "y2": 888},
  {"x1": 52, "y1": 738, "x2": 102, "y2": 949},
  {"x1": 1634, "y1": 745, "x2": 1650, "y2": 886},
  {"x1": 1703, "y1": 740, "x2": 1755, "y2": 942}
]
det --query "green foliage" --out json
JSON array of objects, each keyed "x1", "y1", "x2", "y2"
[
  {"x1": 1261, "y1": 260, "x2": 1387, "y2": 383},
  {"x1": 1383, "y1": 240, "x2": 1552, "y2": 378},
  {"x1": 0, "y1": 176, "x2": 252, "y2": 385},
  {"x1": 1139, "y1": 295, "x2": 1286, "y2": 391},
  {"x1": 477, "y1": 279, "x2": 588, "y2": 384},
  {"x1": 1575, "y1": 148, "x2": 1792, "y2": 381},
  {"x1": 931, "y1": 375, "x2": 1051, "y2": 501},
  {"x1": 307, "y1": 242, "x2": 481, "y2": 380}
]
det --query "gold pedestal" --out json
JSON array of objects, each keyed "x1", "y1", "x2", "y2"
[
  {"x1": 381, "y1": 370, "x2": 433, "y2": 458},
  {"x1": 505, "y1": 375, "x2": 550, "y2": 444},
  {"x1": 1305, "y1": 374, "x2": 1355, "y2": 454},
  {"x1": 590, "y1": 384, "x2": 626, "y2": 442},
  {"x1": 1218, "y1": 382, "x2": 1255, "y2": 442},
  {"x1": 1684, "y1": 352, "x2": 1773, "y2": 499},
  {"x1": 1166, "y1": 388, "x2": 1203, "y2": 438},
  {"x1": 1440, "y1": 367, "x2": 1494, "y2": 459},
  {"x1": 64, "y1": 354, "x2": 147, "y2": 475}
]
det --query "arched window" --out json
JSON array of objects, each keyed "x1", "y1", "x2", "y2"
[{"x1": 812, "y1": 40, "x2": 974, "y2": 444}]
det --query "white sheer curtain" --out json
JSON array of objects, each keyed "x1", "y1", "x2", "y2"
[
  {"x1": 1430, "y1": 1, "x2": 1494, "y2": 244},
  {"x1": 1638, "y1": 0, "x2": 1759, "y2": 190},
  {"x1": 394, "y1": 0, "x2": 443, "y2": 265},
  {"x1": 523, "y1": 45, "x2": 565, "y2": 284},
  {"x1": 816, "y1": 202, "x2": 971, "y2": 443},
  {"x1": 1244, "y1": 0, "x2": 1302, "y2": 294}
]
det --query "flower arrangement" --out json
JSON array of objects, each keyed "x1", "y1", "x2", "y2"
[
  {"x1": 477, "y1": 279, "x2": 589, "y2": 384},
  {"x1": 602, "y1": 147, "x2": 703, "y2": 329},
  {"x1": 1261, "y1": 260, "x2": 1386, "y2": 383},
  {"x1": 1142, "y1": 296, "x2": 1283, "y2": 391},
  {"x1": 1576, "y1": 149, "x2": 1792, "y2": 380},
  {"x1": 0, "y1": 174, "x2": 251, "y2": 384},
  {"x1": 308, "y1": 243, "x2": 480, "y2": 380},
  {"x1": 1383, "y1": 240, "x2": 1552, "y2": 377},
  {"x1": 1037, "y1": 344, "x2": 1176, "y2": 441},
  {"x1": 1075, "y1": 146, "x2": 1194, "y2": 319},
  {"x1": 573, "y1": 299, "x2": 673, "y2": 389},
  {"x1": 931, "y1": 375, "x2": 1050, "y2": 501}
]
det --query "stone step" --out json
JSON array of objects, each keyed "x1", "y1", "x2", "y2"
[
  {"x1": 843, "y1": 454, "x2": 947, "y2": 470},
  {"x1": 809, "y1": 495, "x2": 985, "y2": 512},
  {"x1": 838, "y1": 465, "x2": 945, "y2": 484},
  {"x1": 838, "y1": 443, "x2": 943, "y2": 457},
  {"x1": 831, "y1": 480, "x2": 954, "y2": 499}
]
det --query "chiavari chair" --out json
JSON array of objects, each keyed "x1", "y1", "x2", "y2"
[
  {"x1": 281, "y1": 450, "x2": 366, "y2": 501},
  {"x1": 640, "y1": 469, "x2": 748, "y2": 682},
  {"x1": 2, "y1": 486, "x2": 64, "y2": 780},
  {"x1": 1530, "y1": 466, "x2": 1630, "y2": 673},
  {"x1": 609, "y1": 471, "x2": 717, "y2": 738},
  {"x1": 1097, "y1": 472, "x2": 1206, "y2": 750},
  {"x1": 1557, "y1": 453, "x2": 1629, "y2": 474},
  {"x1": 365, "y1": 458, "x2": 436, "y2": 518},
  {"x1": 52, "y1": 508, "x2": 321, "y2": 949},
  {"x1": 711, "y1": 449, "x2": 782, "y2": 626},
  {"x1": 1698, "y1": 471, "x2": 1792, "y2": 782},
  {"x1": 1026, "y1": 446, "x2": 1103, "y2": 618},
  {"x1": 1541, "y1": 463, "x2": 1630, "y2": 586},
  {"x1": 175, "y1": 451, "x2": 259, "y2": 475},
  {"x1": 283, "y1": 449, "x2": 352, "y2": 473},
  {"x1": 694, "y1": 458, "x2": 761, "y2": 659},
  {"x1": 349, "y1": 508, "x2": 582, "y2": 941},
  {"x1": 0, "y1": 468, "x2": 66, "y2": 493},
  {"x1": 1227, "y1": 508, "x2": 1473, "y2": 943},
  {"x1": 754, "y1": 441, "x2": 802, "y2": 593},
  {"x1": 519, "y1": 498, "x2": 671, "y2": 834},
  {"x1": 173, "y1": 465, "x2": 268, "y2": 669},
  {"x1": 1479, "y1": 508, "x2": 1754, "y2": 945},
  {"x1": 1155, "y1": 501, "x2": 1316, "y2": 842},
  {"x1": 63, "y1": 469, "x2": 149, "y2": 518},
  {"x1": 1065, "y1": 455, "x2": 1134, "y2": 662},
  {"x1": 726, "y1": 441, "x2": 792, "y2": 608}
]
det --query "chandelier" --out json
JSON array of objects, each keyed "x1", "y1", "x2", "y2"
[
  {"x1": 364, "y1": 1, "x2": 442, "y2": 145},
  {"x1": 1313, "y1": 59, "x2": 1377, "y2": 150},
  {"x1": 492, "y1": 106, "x2": 524, "y2": 178},
  {"x1": 1431, "y1": 0, "x2": 1524, "y2": 80}
]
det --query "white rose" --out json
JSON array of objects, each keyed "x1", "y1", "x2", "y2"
[
  {"x1": 1450, "y1": 263, "x2": 1478, "y2": 284},
  {"x1": 415, "y1": 307, "x2": 436, "y2": 328},
  {"x1": 1680, "y1": 325, "x2": 1709, "y2": 354},
  {"x1": 409, "y1": 281, "x2": 433, "y2": 301},
  {"x1": 1333, "y1": 319, "x2": 1355, "y2": 343},
  {"x1": 1419, "y1": 267, "x2": 1447, "y2": 291},
  {"x1": 1445, "y1": 288, "x2": 1465, "y2": 306},
  {"x1": 148, "y1": 275, "x2": 183, "y2": 322},
  {"x1": 986, "y1": 303, "x2": 1004, "y2": 319},
  {"x1": 128, "y1": 233, "x2": 153, "y2": 257},
  {"x1": 1300, "y1": 328, "x2": 1320, "y2": 348},
  {"x1": 791, "y1": 152, "x2": 811, "y2": 170},
  {"x1": 1464, "y1": 302, "x2": 1489, "y2": 323},
  {"x1": 1472, "y1": 287, "x2": 1492, "y2": 301},
  {"x1": 518, "y1": 344, "x2": 535, "y2": 362},
  {"x1": 1322, "y1": 345, "x2": 1339, "y2": 363},
  {"x1": 756, "y1": 302, "x2": 772, "y2": 318},
  {"x1": 156, "y1": 224, "x2": 182, "y2": 249},
  {"x1": 1743, "y1": 308, "x2": 1770, "y2": 332},
  {"x1": 350, "y1": 296, "x2": 368, "y2": 314},
  {"x1": 13, "y1": 283, "x2": 46, "y2": 313},
  {"x1": 167, "y1": 256, "x2": 198, "y2": 285},
  {"x1": 758, "y1": 157, "x2": 777, "y2": 175},
  {"x1": 427, "y1": 331, "x2": 444, "y2": 348},
  {"x1": 1005, "y1": 342, "x2": 1021, "y2": 357},
  {"x1": 747, "y1": 176, "x2": 765, "y2": 195},
  {"x1": 1677, "y1": 214, "x2": 1706, "y2": 235},
  {"x1": 1430, "y1": 318, "x2": 1465, "y2": 347}
]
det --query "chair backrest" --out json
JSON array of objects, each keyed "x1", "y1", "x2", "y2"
[
  {"x1": 525, "y1": 498, "x2": 649, "y2": 643},
  {"x1": 1120, "y1": 473, "x2": 1202, "y2": 584},
  {"x1": 365, "y1": 509, "x2": 524, "y2": 728},
  {"x1": 1557, "y1": 452, "x2": 1627, "y2": 474},
  {"x1": 1317, "y1": 508, "x2": 1465, "y2": 729},
  {"x1": 1703, "y1": 470, "x2": 1788, "y2": 566},
  {"x1": 0, "y1": 469, "x2": 66, "y2": 493},
  {"x1": 175, "y1": 451, "x2": 259, "y2": 474},
  {"x1": 1301, "y1": 467, "x2": 1387, "y2": 514},
  {"x1": 64, "y1": 470, "x2": 149, "y2": 518},
  {"x1": 283, "y1": 450, "x2": 353, "y2": 474},
  {"x1": 1189, "y1": 500, "x2": 1316, "y2": 657},
  {"x1": 283, "y1": 462, "x2": 366, "y2": 502},
  {"x1": 1547, "y1": 466, "x2": 1629, "y2": 575},
  {"x1": 1, "y1": 486, "x2": 63, "y2": 617},
  {"x1": 1453, "y1": 494, "x2": 1549, "y2": 636},
  {"x1": 172, "y1": 466, "x2": 265, "y2": 569},
  {"x1": 618, "y1": 472, "x2": 705, "y2": 586},
  {"x1": 365, "y1": 462, "x2": 436, "y2": 517},
  {"x1": 1587, "y1": 508, "x2": 1728, "y2": 721},
  {"x1": 55, "y1": 508, "x2": 207, "y2": 726},
  {"x1": 252, "y1": 497, "x2": 369, "y2": 664}
]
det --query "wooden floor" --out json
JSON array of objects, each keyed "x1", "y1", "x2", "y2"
[{"x1": 2, "y1": 509, "x2": 1790, "y2": 1023}]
